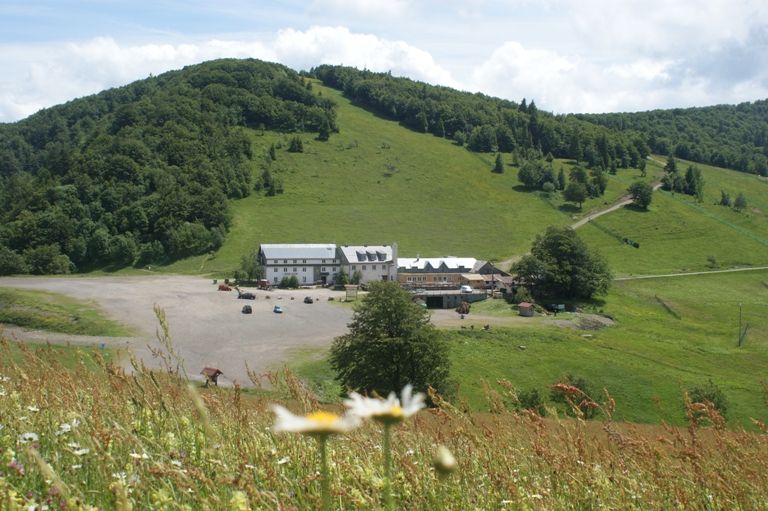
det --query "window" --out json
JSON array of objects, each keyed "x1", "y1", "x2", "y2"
[
  {"x1": 302, "y1": 267, "x2": 306, "y2": 272},
  {"x1": 372, "y1": 265, "x2": 377, "y2": 270},
  {"x1": 283, "y1": 260, "x2": 287, "y2": 264},
  {"x1": 302, "y1": 259, "x2": 307, "y2": 263},
  {"x1": 362, "y1": 265, "x2": 367, "y2": 270},
  {"x1": 302, "y1": 276, "x2": 306, "y2": 283},
  {"x1": 407, "y1": 277, "x2": 412, "y2": 282},
  {"x1": 293, "y1": 268, "x2": 297, "y2": 272},
  {"x1": 283, "y1": 268, "x2": 288, "y2": 272},
  {"x1": 322, "y1": 267, "x2": 326, "y2": 272},
  {"x1": 322, "y1": 259, "x2": 326, "y2": 263},
  {"x1": 293, "y1": 260, "x2": 297, "y2": 264},
  {"x1": 273, "y1": 277, "x2": 278, "y2": 283},
  {"x1": 273, "y1": 260, "x2": 278, "y2": 264}
]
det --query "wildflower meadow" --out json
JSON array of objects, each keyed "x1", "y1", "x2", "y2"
[{"x1": 1, "y1": 337, "x2": 768, "y2": 510}]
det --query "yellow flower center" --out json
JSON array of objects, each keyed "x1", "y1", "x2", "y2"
[
  {"x1": 306, "y1": 411, "x2": 339, "y2": 425},
  {"x1": 387, "y1": 405, "x2": 403, "y2": 418}
]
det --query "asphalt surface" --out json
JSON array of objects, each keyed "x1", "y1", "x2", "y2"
[{"x1": 0, "y1": 275, "x2": 353, "y2": 386}]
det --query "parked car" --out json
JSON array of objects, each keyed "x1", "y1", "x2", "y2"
[
  {"x1": 460, "y1": 285, "x2": 473, "y2": 293},
  {"x1": 303, "y1": 296, "x2": 314, "y2": 304},
  {"x1": 238, "y1": 291, "x2": 256, "y2": 300},
  {"x1": 273, "y1": 305, "x2": 283, "y2": 314},
  {"x1": 241, "y1": 305, "x2": 252, "y2": 314}
]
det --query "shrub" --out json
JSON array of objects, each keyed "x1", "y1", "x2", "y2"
[
  {"x1": 688, "y1": 379, "x2": 728, "y2": 419},
  {"x1": 550, "y1": 374, "x2": 600, "y2": 419}
]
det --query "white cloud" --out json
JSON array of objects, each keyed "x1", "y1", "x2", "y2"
[
  {"x1": 0, "y1": 28, "x2": 460, "y2": 122},
  {"x1": 569, "y1": 0, "x2": 768, "y2": 54},
  {"x1": 309, "y1": 0, "x2": 413, "y2": 18},
  {"x1": 273, "y1": 26, "x2": 458, "y2": 87},
  {"x1": 468, "y1": 40, "x2": 760, "y2": 113}
]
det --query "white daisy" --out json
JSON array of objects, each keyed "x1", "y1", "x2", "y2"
[
  {"x1": 344, "y1": 384, "x2": 426, "y2": 424},
  {"x1": 271, "y1": 405, "x2": 359, "y2": 436},
  {"x1": 73, "y1": 448, "x2": 90, "y2": 457},
  {"x1": 129, "y1": 452, "x2": 149, "y2": 460},
  {"x1": 19, "y1": 432, "x2": 39, "y2": 443}
]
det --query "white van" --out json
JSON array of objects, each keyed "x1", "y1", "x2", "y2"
[{"x1": 460, "y1": 285, "x2": 473, "y2": 293}]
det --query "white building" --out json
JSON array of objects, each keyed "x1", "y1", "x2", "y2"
[
  {"x1": 337, "y1": 244, "x2": 398, "y2": 284},
  {"x1": 259, "y1": 244, "x2": 339, "y2": 286}
]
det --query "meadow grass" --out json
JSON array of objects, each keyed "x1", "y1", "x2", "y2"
[
  {"x1": 1, "y1": 337, "x2": 767, "y2": 510},
  {"x1": 2, "y1": 341, "x2": 114, "y2": 369},
  {"x1": 580, "y1": 158, "x2": 768, "y2": 276},
  {"x1": 294, "y1": 270, "x2": 768, "y2": 428},
  {"x1": 0, "y1": 287, "x2": 134, "y2": 336}
]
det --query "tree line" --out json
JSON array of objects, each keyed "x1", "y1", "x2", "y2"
[
  {"x1": 312, "y1": 65, "x2": 650, "y2": 172},
  {"x1": 577, "y1": 101, "x2": 768, "y2": 176},
  {"x1": 0, "y1": 59, "x2": 337, "y2": 275}
]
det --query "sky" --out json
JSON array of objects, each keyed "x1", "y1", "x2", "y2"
[{"x1": 1, "y1": 0, "x2": 767, "y2": 122}]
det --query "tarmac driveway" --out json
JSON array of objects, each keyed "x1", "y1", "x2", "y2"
[{"x1": 0, "y1": 275, "x2": 353, "y2": 386}]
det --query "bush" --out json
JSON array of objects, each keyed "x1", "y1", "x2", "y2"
[
  {"x1": 550, "y1": 374, "x2": 600, "y2": 419},
  {"x1": 0, "y1": 245, "x2": 28, "y2": 275},
  {"x1": 688, "y1": 380, "x2": 728, "y2": 419},
  {"x1": 517, "y1": 388, "x2": 546, "y2": 416}
]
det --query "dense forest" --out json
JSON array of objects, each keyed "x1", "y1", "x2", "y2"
[
  {"x1": 312, "y1": 65, "x2": 651, "y2": 172},
  {"x1": 577, "y1": 102, "x2": 768, "y2": 176},
  {"x1": 0, "y1": 59, "x2": 336, "y2": 274}
]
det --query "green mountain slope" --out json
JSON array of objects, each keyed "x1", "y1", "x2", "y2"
[{"x1": 165, "y1": 82, "x2": 658, "y2": 274}]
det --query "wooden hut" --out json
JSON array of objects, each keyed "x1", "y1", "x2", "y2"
[{"x1": 518, "y1": 302, "x2": 535, "y2": 317}]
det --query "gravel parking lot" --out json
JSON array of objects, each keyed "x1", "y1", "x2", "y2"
[{"x1": 0, "y1": 275, "x2": 353, "y2": 386}]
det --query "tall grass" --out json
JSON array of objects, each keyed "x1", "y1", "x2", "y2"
[{"x1": 1, "y1": 336, "x2": 767, "y2": 510}]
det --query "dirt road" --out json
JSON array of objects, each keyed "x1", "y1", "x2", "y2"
[{"x1": 0, "y1": 275, "x2": 353, "y2": 386}]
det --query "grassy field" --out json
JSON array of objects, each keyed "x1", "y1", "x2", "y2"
[
  {"x1": 295, "y1": 270, "x2": 768, "y2": 428},
  {"x1": 161, "y1": 83, "x2": 655, "y2": 275},
  {"x1": 2, "y1": 340, "x2": 114, "y2": 369},
  {"x1": 580, "y1": 159, "x2": 768, "y2": 276},
  {"x1": 1, "y1": 339, "x2": 766, "y2": 510},
  {"x1": 0, "y1": 286, "x2": 133, "y2": 336}
]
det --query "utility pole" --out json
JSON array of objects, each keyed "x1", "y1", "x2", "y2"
[{"x1": 738, "y1": 303, "x2": 749, "y2": 348}]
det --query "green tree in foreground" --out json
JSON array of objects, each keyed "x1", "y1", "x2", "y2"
[
  {"x1": 513, "y1": 226, "x2": 611, "y2": 299},
  {"x1": 330, "y1": 281, "x2": 453, "y2": 398},
  {"x1": 628, "y1": 181, "x2": 653, "y2": 210}
]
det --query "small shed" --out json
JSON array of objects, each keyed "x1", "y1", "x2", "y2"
[
  {"x1": 518, "y1": 302, "x2": 535, "y2": 317},
  {"x1": 201, "y1": 367, "x2": 223, "y2": 387},
  {"x1": 460, "y1": 273, "x2": 485, "y2": 288}
]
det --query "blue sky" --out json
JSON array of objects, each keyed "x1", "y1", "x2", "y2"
[{"x1": 1, "y1": 0, "x2": 767, "y2": 122}]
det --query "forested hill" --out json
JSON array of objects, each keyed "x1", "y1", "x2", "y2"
[
  {"x1": 313, "y1": 65, "x2": 651, "y2": 172},
  {"x1": 313, "y1": 65, "x2": 768, "y2": 177},
  {"x1": 0, "y1": 59, "x2": 335, "y2": 274},
  {"x1": 576, "y1": 102, "x2": 768, "y2": 176}
]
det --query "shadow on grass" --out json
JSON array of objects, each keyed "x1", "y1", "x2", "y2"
[
  {"x1": 624, "y1": 204, "x2": 651, "y2": 213},
  {"x1": 558, "y1": 204, "x2": 581, "y2": 214}
]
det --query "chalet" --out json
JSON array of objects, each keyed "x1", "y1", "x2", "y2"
[
  {"x1": 259, "y1": 244, "x2": 340, "y2": 286},
  {"x1": 337, "y1": 244, "x2": 398, "y2": 284}
]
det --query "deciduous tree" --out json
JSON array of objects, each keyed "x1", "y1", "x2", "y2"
[{"x1": 329, "y1": 281, "x2": 453, "y2": 397}]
